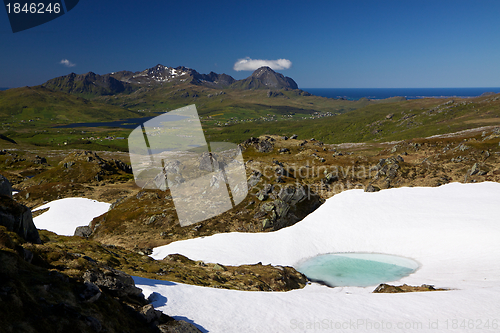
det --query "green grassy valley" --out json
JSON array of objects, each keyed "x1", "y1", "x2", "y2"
[{"x1": 3, "y1": 83, "x2": 500, "y2": 152}]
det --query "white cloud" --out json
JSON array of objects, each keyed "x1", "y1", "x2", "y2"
[
  {"x1": 233, "y1": 57, "x2": 292, "y2": 71},
  {"x1": 60, "y1": 59, "x2": 76, "y2": 67}
]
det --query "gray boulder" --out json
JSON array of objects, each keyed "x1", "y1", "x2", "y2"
[
  {"x1": 140, "y1": 304, "x2": 162, "y2": 323},
  {"x1": 365, "y1": 184, "x2": 381, "y2": 192},
  {"x1": 74, "y1": 226, "x2": 92, "y2": 238},
  {"x1": 83, "y1": 268, "x2": 144, "y2": 299},
  {"x1": 247, "y1": 171, "x2": 262, "y2": 188},
  {"x1": 278, "y1": 148, "x2": 290, "y2": 154},
  {"x1": 256, "y1": 140, "x2": 274, "y2": 153},
  {"x1": 0, "y1": 196, "x2": 41, "y2": 244},
  {"x1": 0, "y1": 174, "x2": 13, "y2": 198},
  {"x1": 79, "y1": 282, "x2": 102, "y2": 303}
]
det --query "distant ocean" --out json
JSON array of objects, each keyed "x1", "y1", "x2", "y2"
[{"x1": 303, "y1": 88, "x2": 500, "y2": 101}]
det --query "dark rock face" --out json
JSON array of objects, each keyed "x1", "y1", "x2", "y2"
[
  {"x1": 0, "y1": 174, "x2": 13, "y2": 198},
  {"x1": 79, "y1": 282, "x2": 102, "y2": 303},
  {"x1": 256, "y1": 184, "x2": 324, "y2": 231},
  {"x1": 0, "y1": 196, "x2": 41, "y2": 244}
]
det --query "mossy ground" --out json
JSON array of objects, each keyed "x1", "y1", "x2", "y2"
[{"x1": 20, "y1": 229, "x2": 306, "y2": 292}]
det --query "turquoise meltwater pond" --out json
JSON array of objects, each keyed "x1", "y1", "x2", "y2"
[{"x1": 295, "y1": 253, "x2": 419, "y2": 287}]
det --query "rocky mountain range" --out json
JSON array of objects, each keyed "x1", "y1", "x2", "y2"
[{"x1": 42, "y1": 65, "x2": 298, "y2": 97}]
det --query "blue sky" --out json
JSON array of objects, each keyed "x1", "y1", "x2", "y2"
[{"x1": 1, "y1": 0, "x2": 500, "y2": 88}]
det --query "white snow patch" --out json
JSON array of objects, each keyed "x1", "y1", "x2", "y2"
[
  {"x1": 134, "y1": 182, "x2": 500, "y2": 332},
  {"x1": 33, "y1": 198, "x2": 110, "y2": 236}
]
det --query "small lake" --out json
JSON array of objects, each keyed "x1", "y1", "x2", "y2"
[
  {"x1": 55, "y1": 114, "x2": 187, "y2": 129},
  {"x1": 295, "y1": 253, "x2": 419, "y2": 287}
]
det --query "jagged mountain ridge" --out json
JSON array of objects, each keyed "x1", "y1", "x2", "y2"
[
  {"x1": 42, "y1": 65, "x2": 298, "y2": 97},
  {"x1": 42, "y1": 71, "x2": 135, "y2": 96}
]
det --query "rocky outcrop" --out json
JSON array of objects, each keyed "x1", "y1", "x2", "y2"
[
  {"x1": 255, "y1": 184, "x2": 323, "y2": 231},
  {"x1": 0, "y1": 193, "x2": 41, "y2": 244},
  {"x1": 267, "y1": 90, "x2": 285, "y2": 98},
  {"x1": 0, "y1": 174, "x2": 13, "y2": 198},
  {"x1": 74, "y1": 226, "x2": 92, "y2": 238},
  {"x1": 0, "y1": 227, "x2": 199, "y2": 333},
  {"x1": 28, "y1": 150, "x2": 133, "y2": 185},
  {"x1": 366, "y1": 155, "x2": 405, "y2": 189},
  {"x1": 242, "y1": 137, "x2": 274, "y2": 153},
  {"x1": 373, "y1": 283, "x2": 447, "y2": 293},
  {"x1": 373, "y1": 156, "x2": 404, "y2": 179},
  {"x1": 83, "y1": 267, "x2": 144, "y2": 299}
]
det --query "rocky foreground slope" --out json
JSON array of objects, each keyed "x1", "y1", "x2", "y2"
[{"x1": 1, "y1": 176, "x2": 204, "y2": 333}]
